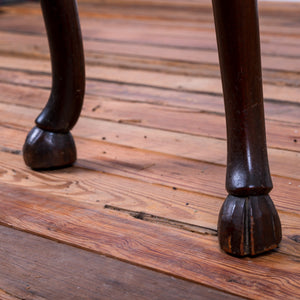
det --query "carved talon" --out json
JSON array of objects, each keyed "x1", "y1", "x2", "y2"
[
  {"x1": 23, "y1": 126, "x2": 76, "y2": 170},
  {"x1": 218, "y1": 195, "x2": 282, "y2": 256}
]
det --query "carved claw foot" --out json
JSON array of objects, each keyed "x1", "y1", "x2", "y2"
[
  {"x1": 218, "y1": 195, "x2": 282, "y2": 256},
  {"x1": 23, "y1": 126, "x2": 76, "y2": 170}
]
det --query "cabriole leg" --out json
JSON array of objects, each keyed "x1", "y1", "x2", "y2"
[
  {"x1": 23, "y1": 0, "x2": 85, "y2": 169},
  {"x1": 212, "y1": 0, "x2": 282, "y2": 256}
]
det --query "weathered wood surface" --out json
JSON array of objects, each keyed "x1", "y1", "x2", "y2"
[
  {"x1": 0, "y1": 289, "x2": 19, "y2": 300},
  {"x1": 1, "y1": 225, "x2": 243, "y2": 300},
  {"x1": 0, "y1": 0, "x2": 299, "y2": 299},
  {"x1": 0, "y1": 69, "x2": 299, "y2": 153},
  {"x1": 0, "y1": 183, "x2": 299, "y2": 300},
  {"x1": 0, "y1": 108, "x2": 299, "y2": 216}
]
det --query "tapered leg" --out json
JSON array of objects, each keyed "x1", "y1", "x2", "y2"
[
  {"x1": 212, "y1": 0, "x2": 282, "y2": 256},
  {"x1": 23, "y1": 0, "x2": 85, "y2": 169}
]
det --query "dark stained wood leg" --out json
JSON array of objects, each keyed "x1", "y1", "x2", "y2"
[
  {"x1": 212, "y1": 0, "x2": 282, "y2": 256},
  {"x1": 23, "y1": 0, "x2": 85, "y2": 169}
]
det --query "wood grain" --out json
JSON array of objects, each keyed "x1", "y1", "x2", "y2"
[
  {"x1": 0, "y1": 32, "x2": 299, "y2": 104},
  {"x1": 0, "y1": 183, "x2": 299, "y2": 300},
  {"x1": 0, "y1": 101, "x2": 299, "y2": 183},
  {"x1": 0, "y1": 289, "x2": 19, "y2": 300},
  {"x1": 0, "y1": 0, "x2": 299, "y2": 298},
  {"x1": 0, "y1": 69, "x2": 299, "y2": 153},
  {"x1": 0, "y1": 127, "x2": 299, "y2": 255},
  {"x1": 1, "y1": 225, "x2": 244, "y2": 300},
  {"x1": 0, "y1": 66, "x2": 299, "y2": 125}
]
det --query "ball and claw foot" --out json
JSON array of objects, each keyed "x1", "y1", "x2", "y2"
[
  {"x1": 218, "y1": 194, "x2": 282, "y2": 256},
  {"x1": 23, "y1": 126, "x2": 77, "y2": 170}
]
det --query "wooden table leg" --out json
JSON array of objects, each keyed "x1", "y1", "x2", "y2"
[
  {"x1": 23, "y1": 0, "x2": 85, "y2": 169},
  {"x1": 212, "y1": 0, "x2": 282, "y2": 256}
]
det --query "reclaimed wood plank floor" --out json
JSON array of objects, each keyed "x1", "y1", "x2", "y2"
[{"x1": 0, "y1": 0, "x2": 299, "y2": 299}]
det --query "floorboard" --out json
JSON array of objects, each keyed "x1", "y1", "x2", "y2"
[
  {"x1": 0, "y1": 0, "x2": 299, "y2": 299},
  {"x1": 0, "y1": 183, "x2": 299, "y2": 300},
  {"x1": 1, "y1": 225, "x2": 243, "y2": 300}
]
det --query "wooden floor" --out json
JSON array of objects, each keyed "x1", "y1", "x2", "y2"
[{"x1": 0, "y1": 0, "x2": 299, "y2": 299}]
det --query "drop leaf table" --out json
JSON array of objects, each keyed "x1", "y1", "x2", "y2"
[{"x1": 13, "y1": 0, "x2": 282, "y2": 256}]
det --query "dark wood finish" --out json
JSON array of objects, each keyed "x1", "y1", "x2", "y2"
[
  {"x1": 20, "y1": 0, "x2": 282, "y2": 256},
  {"x1": 212, "y1": 0, "x2": 281, "y2": 256},
  {"x1": 0, "y1": 0, "x2": 299, "y2": 297},
  {"x1": 23, "y1": 0, "x2": 85, "y2": 169}
]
